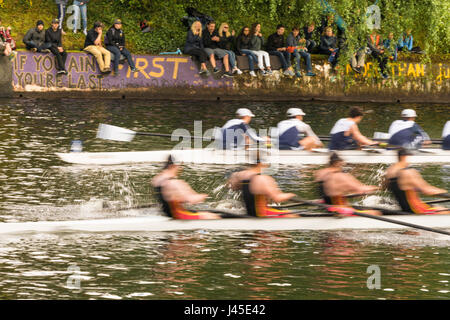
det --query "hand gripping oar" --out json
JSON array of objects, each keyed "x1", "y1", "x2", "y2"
[{"x1": 291, "y1": 197, "x2": 450, "y2": 236}]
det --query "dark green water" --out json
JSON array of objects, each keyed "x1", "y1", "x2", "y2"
[{"x1": 0, "y1": 98, "x2": 448, "y2": 299}]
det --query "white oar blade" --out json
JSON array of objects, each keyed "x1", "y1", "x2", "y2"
[
  {"x1": 96, "y1": 124, "x2": 136, "y2": 142},
  {"x1": 373, "y1": 132, "x2": 390, "y2": 140}
]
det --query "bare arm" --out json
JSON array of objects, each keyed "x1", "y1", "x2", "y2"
[
  {"x1": 405, "y1": 170, "x2": 447, "y2": 195},
  {"x1": 257, "y1": 176, "x2": 296, "y2": 203},
  {"x1": 335, "y1": 172, "x2": 378, "y2": 195},
  {"x1": 349, "y1": 123, "x2": 375, "y2": 146}
]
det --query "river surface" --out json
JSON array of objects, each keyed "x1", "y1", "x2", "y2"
[{"x1": 0, "y1": 98, "x2": 448, "y2": 299}]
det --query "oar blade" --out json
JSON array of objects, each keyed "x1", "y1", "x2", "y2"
[{"x1": 96, "y1": 124, "x2": 136, "y2": 142}]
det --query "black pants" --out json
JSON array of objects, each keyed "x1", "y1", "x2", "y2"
[
  {"x1": 371, "y1": 52, "x2": 387, "y2": 75},
  {"x1": 49, "y1": 46, "x2": 67, "y2": 71},
  {"x1": 185, "y1": 48, "x2": 208, "y2": 64}
]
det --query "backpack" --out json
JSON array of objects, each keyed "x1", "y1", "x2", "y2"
[{"x1": 181, "y1": 7, "x2": 214, "y2": 30}]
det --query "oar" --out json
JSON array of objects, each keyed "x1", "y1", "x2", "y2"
[
  {"x1": 291, "y1": 197, "x2": 450, "y2": 236},
  {"x1": 318, "y1": 135, "x2": 443, "y2": 145},
  {"x1": 425, "y1": 193, "x2": 450, "y2": 205}
]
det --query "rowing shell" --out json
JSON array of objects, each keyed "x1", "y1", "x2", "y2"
[
  {"x1": 0, "y1": 211, "x2": 449, "y2": 235},
  {"x1": 56, "y1": 148, "x2": 450, "y2": 165}
]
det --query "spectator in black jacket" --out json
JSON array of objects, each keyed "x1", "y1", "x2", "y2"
[
  {"x1": 184, "y1": 20, "x2": 210, "y2": 76},
  {"x1": 302, "y1": 22, "x2": 317, "y2": 52},
  {"x1": 367, "y1": 29, "x2": 388, "y2": 79},
  {"x1": 203, "y1": 21, "x2": 233, "y2": 77},
  {"x1": 23, "y1": 20, "x2": 51, "y2": 53},
  {"x1": 235, "y1": 26, "x2": 258, "y2": 77},
  {"x1": 266, "y1": 24, "x2": 294, "y2": 76},
  {"x1": 45, "y1": 19, "x2": 67, "y2": 74},
  {"x1": 218, "y1": 22, "x2": 242, "y2": 75},
  {"x1": 105, "y1": 19, "x2": 138, "y2": 76},
  {"x1": 318, "y1": 27, "x2": 338, "y2": 66}
]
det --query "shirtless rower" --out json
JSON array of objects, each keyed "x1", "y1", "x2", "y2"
[
  {"x1": 328, "y1": 107, "x2": 378, "y2": 150},
  {"x1": 227, "y1": 157, "x2": 297, "y2": 218},
  {"x1": 384, "y1": 148, "x2": 450, "y2": 214},
  {"x1": 151, "y1": 156, "x2": 220, "y2": 219},
  {"x1": 388, "y1": 109, "x2": 431, "y2": 149},
  {"x1": 276, "y1": 108, "x2": 323, "y2": 150},
  {"x1": 314, "y1": 152, "x2": 381, "y2": 216},
  {"x1": 442, "y1": 120, "x2": 450, "y2": 150}
]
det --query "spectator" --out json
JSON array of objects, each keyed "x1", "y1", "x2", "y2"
[
  {"x1": 235, "y1": 26, "x2": 258, "y2": 77},
  {"x1": 45, "y1": 18, "x2": 68, "y2": 75},
  {"x1": 383, "y1": 32, "x2": 398, "y2": 61},
  {"x1": 105, "y1": 19, "x2": 139, "y2": 76},
  {"x1": 249, "y1": 22, "x2": 272, "y2": 76},
  {"x1": 23, "y1": 20, "x2": 51, "y2": 53},
  {"x1": 0, "y1": 34, "x2": 14, "y2": 59},
  {"x1": 55, "y1": 0, "x2": 68, "y2": 34},
  {"x1": 286, "y1": 26, "x2": 315, "y2": 77},
  {"x1": 398, "y1": 29, "x2": 423, "y2": 54},
  {"x1": 367, "y1": 29, "x2": 389, "y2": 79},
  {"x1": 302, "y1": 22, "x2": 317, "y2": 52},
  {"x1": 266, "y1": 24, "x2": 294, "y2": 76},
  {"x1": 84, "y1": 21, "x2": 111, "y2": 74},
  {"x1": 218, "y1": 22, "x2": 242, "y2": 75},
  {"x1": 0, "y1": 18, "x2": 16, "y2": 50},
  {"x1": 203, "y1": 20, "x2": 233, "y2": 77},
  {"x1": 183, "y1": 20, "x2": 210, "y2": 76},
  {"x1": 318, "y1": 27, "x2": 338, "y2": 66},
  {"x1": 73, "y1": 0, "x2": 89, "y2": 35}
]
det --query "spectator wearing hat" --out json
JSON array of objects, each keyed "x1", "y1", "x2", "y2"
[
  {"x1": 105, "y1": 19, "x2": 138, "y2": 76},
  {"x1": 45, "y1": 18, "x2": 68, "y2": 75},
  {"x1": 83, "y1": 21, "x2": 111, "y2": 73},
  {"x1": 23, "y1": 20, "x2": 51, "y2": 53},
  {"x1": 73, "y1": 0, "x2": 89, "y2": 35},
  {"x1": 55, "y1": 0, "x2": 68, "y2": 34}
]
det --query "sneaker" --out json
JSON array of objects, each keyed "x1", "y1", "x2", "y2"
[
  {"x1": 382, "y1": 73, "x2": 390, "y2": 79},
  {"x1": 222, "y1": 71, "x2": 234, "y2": 78},
  {"x1": 102, "y1": 68, "x2": 112, "y2": 74},
  {"x1": 56, "y1": 70, "x2": 65, "y2": 75},
  {"x1": 199, "y1": 68, "x2": 210, "y2": 76},
  {"x1": 306, "y1": 71, "x2": 316, "y2": 76},
  {"x1": 31, "y1": 48, "x2": 37, "y2": 53},
  {"x1": 266, "y1": 69, "x2": 273, "y2": 75},
  {"x1": 63, "y1": 69, "x2": 68, "y2": 75},
  {"x1": 295, "y1": 71, "x2": 302, "y2": 78},
  {"x1": 82, "y1": 29, "x2": 87, "y2": 36},
  {"x1": 130, "y1": 67, "x2": 139, "y2": 73},
  {"x1": 283, "y1": 69, "x2": 291, "y2": 76},
  {"x1": 233, "y1": 67, "x2": 243, "y2": 75},
  {"x1": 73, "y1": 29, "x2": 77, "y2": 34},
  {"x1": 41, "y1": 49, "x2": 51, "y2": 53},
  {"x1": 260, "y1": 69, "x2": 268, "y2": 76},
  {"x1": 213, "y1": 67, "x2": 220, "y2": 73},
  {"x1": 249, "y1": 71, "x2": 257, "y2": 77}
]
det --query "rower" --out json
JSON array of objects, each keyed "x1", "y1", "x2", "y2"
[
  {"x1": 384, "y1": 148, "x2": 450, "y2": 214},
  {"x1": 442, "y1": 121, "x2": 450, "y2": 150},
  {"x1": 387, "y1": 109, "x2": 431, "y2": 149},
  {"x1": 328, "y1": 107, "x2": 378, "y2": 150},
  {"x1": 219, "y1": 108, "x2": 267, "y2": 149},
  {"x1": 151, "y1": 156, "x2": 221, "y2": 219},
  {"x1": 275, "y1": 108, "x2": 323, "y2": 150},
  {"x1": 314, "y1": 152, "x2": 380, "y2": 216},
  {"x1": 227, "y1": 156, "x2": 297, "y2": 218}
]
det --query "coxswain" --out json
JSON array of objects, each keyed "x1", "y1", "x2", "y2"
[
  {"x1": 384, "y1": 148, "x2": 450, "y2": 214},
  {"x1": 275, "y1": 108, "x2": 323, "y2": 150},
  {"x1": 442, "y1": 121, "x2": 450, "y2": 150},
  {"x1": 151, "y1": 156, "x2": 220, "y2": 219},
  {"x1": 314, "y1": 152, "x2": 380, "y2": 216},
  {"x1": 219, "y1": 108, "x2": 267, "y2": 149},
  {"x1": 387, "y1": 109, "x2": 431, "y2": 149},
  {"x1": 227, "y1": 157, "x2": 297, "y2": 218},
  {"x1": 328, "y1": 107, "x2": 378, "y2": 150}
]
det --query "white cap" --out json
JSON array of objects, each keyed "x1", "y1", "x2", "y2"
[
  {"x1": 401, "y1": 109, "x2": 417, "y2": 118},
  {"x1": 287, "y1": 108, "x2": 306, "y2": 117},
  {"x1": 236, "y1": 108, "x2": 255, "y2": 117}
]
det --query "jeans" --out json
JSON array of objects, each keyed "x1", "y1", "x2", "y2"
[
  {"x1": 291, "y1": 49, "x2": 312, "y2": 73},
  {"x1": 57, "y1": 3, "x2": 66, "y2": 29},
  {"x1": 226, "y1": 50, "x2": 236, "y2": 69},
  {"x1": 240, "y1": 49, "x2": 257, "y2": 71},
  {"x1": 268, "y1": 50, "x2": 290, "y2": 70},
  {"x1": 306, "y1": 40, "x2": 316, "y2": 53},
  {"x1": 24, "y1": 41, "x2": 51, "y2": 52},
  {"x1": 107, "y1": 46, "x2": 135, "y2": 72},
  {"x1": 73, "y1": 0, "x2": 87, "y2": 31}
]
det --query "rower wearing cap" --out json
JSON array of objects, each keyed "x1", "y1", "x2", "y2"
[
  {"x1": 314, "y1": 152, "x2": 380, "y2": 216},
  {"x1": 151, "y1": 156, "x2": 220, "y2": 219},
  {"x1": 227, "y1": 156, "x2": 297, "y2": 218},
  {"x1": 442, "y1": 121, "x2": 450, "y2": 150},
  {"x1": 384, "y1": 148, "x2": 450, "y2": 214},
  {"x1": 219, "y1": 108, "x2": 267, "y2": 149},
  {"x1": 328, "y1": 107, "x2": 378, "y2": 150},
  {"x1": 388, "y1": 109, "x2": 431, "y2": 149},
  {"x1": 276, "y1": 108, "x2": 323, "y2": 150}
]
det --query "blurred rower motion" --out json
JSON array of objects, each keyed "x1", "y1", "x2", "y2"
[{"x1": 388, "y1": 109, "x2": 431, "y2": 149}]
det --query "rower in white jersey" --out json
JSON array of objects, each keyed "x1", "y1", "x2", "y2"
[
  {"x1": 388, "y1": 109, "x2": 431, "y2": 149},
  {"x1": 442, "y1": 121, "x2": 450, "y2": 150},
  {"x1": 328, "y1": 107, "x2": 378, "y2": 150},
  {"x1": 219, "y1": 108, "x2": 267, "y2": 149},
  {"x1": 275, "y1": 108, "x2": 323, "y2": 150}
]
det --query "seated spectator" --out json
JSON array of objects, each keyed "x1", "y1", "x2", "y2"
[
  {"x1": 218, "y1": 22, "x2": 242, "y2": 75},
  {"x1": 249, "y1": 22, "x2": 272, "y2": 76},
  {"x1": 286, "y1": 26, "x2": 315, "y2": 77},
  {"x1": 367, "y1": 29, "x2": 389, "y2": 79},
  {"x1": 203, "y1": 20, "x2": 233, "y2": 77},
  {"x1": 398, "y1": 29, "x2": 423, "y2": 54},
  {"x1": 318, "y1": 27, "x2": 339, "y2": 66},
  {"x1": 0, "y1": 18, "x2": 16, "y2": 51},
  {"x1": 45, "y1": 18, "x2": 68, "y2": 75},
  {"x1": 302, "y1": 22, "x2": 317, "y2": 52},
  {"x1": 105, "y1": 19, "x2": 139, "y2": 76},
  {"x1": 183, "y1": 20, "x2": 210, "y2": 76},
  {"x1": 23, "y1": 20, "x2": 51, "y2": 53},
  {"x1": 267, "y1": 24, "x2": 294, "y2": 76},
  {"x1": 235, "y1": 26, "x2": 259, "y2": 77},
  {"x1": 383, "y1": 32, "x2": 398, "y2": 61},
  {"x1": 84, "y1": 21, "x2": 111, "y2": 74}
]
